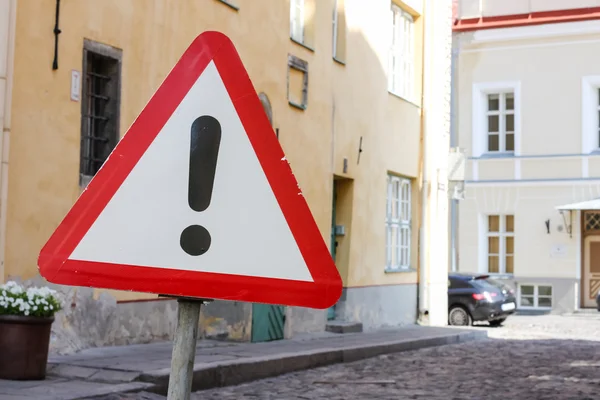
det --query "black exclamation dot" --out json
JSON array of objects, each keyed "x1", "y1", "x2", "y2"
[{"x1": 180, "y1": 115, "x2": 221, "y2": 256}]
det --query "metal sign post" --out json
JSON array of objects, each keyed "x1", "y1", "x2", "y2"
[{"x1": 165, "y1": 297, "x2": 212, "y2": 400}]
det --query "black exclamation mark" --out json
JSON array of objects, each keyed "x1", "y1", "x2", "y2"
[{"x1": 180, "y1": 115, "x2": 221, "y2": 256}]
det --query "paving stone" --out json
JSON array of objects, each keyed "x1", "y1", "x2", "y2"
[
  {"x1": 188, "y1": 315, "x2": 600, "y2": 399},
  {"x1": 47, "y1": 364, "x2": 101, "y2": 379},
  {"x1": 88, "y1": 370, "x2": 142, "y2": 383}
]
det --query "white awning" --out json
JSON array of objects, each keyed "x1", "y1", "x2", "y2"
[{"x1": 555, "y1": 198, "x2": 600, "y2": 211}]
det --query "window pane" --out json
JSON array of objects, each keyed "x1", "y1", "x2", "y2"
[
  {"x1": 538, "y1": 297, "x2": 552, "y2": 308},
  {"x1": 386, "y1": 226, "x2": 391, "y2": 264},
  {"x1": 391, "y1": 226, "x2": 398, "y2": 266},
  {"x1": 506, "y1": 133, "x2": 515, "y2": 151},
  {"x1": 521, "y1": 285, "x2": 534, "y2": 295},
  {"x1": 488, "y1": 215, "x2": 500, "y2": 232},
  {"x1": 539, "y1": 286, "x2": 552, "y2": 296},
  {"x1": 488, "y1": 134, "x2": 499, "y2": 151},
  {"x1": 488, "y1": 94, "x2": 499, "y2": 111},
  {"x1": 505, "y1": 114, "x2": 514, "y2": 132},
  {"x1": 505, "y1": 255, "x2": 514, "y2": 274},
  {"x1": 520, "y1": 295, "x2": 534, "y2": 307},
  {"x1": 488, "y1": 237, "x2": 499, "y2": 253},
  {"x1": 506, "y1": 236, "x2": 514, "y2": 253},
  {"x1": 505, "y1": 93, "x2": 514, "y2": 110},
  {"x1": 488, "y1": 115, "x2": 499, "y2": 132},
  {"x1": 506, "y1": 215, "x2": 514, "y2": 232},
  {"x1": 488, "y1": 256, "x2": 499, "y2": 273}
]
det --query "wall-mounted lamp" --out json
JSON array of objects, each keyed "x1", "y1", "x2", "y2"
[{"x1": 545, "y1": 219, "x2": 550, "y2": 234}]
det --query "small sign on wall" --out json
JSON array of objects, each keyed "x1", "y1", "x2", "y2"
[
  {"x1": 70, "y1": 70, "x2": 81, "y2": 102},
  {"x1": 550, "y1": 244, "x2": 567, "y2": 258}
]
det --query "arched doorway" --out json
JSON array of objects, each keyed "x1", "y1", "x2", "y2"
[{"x1": 258, "y1": 92, "x2": 273, "y2": 127}]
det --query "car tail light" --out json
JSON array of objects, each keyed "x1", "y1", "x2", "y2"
[{"x1": 473, "y1": 292, "x2": 495, "y2": 301}]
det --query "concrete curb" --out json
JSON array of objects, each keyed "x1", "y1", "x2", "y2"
[{"x1": 138, "y1": 329, "x2": 487, "y2": 393}]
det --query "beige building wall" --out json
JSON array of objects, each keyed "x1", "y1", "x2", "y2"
[{"x1": 455, "y1": 18, "x2": 600, "y2": 313}]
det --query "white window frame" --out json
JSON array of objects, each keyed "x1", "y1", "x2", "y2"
[
  {"x1": 290, "y1": 0, "x2": 305, "y2": 44},
  {"x1": 581, "y1": 75, "x2": 600, "y2": 154},
  {"x1": 472, "y1": 81, "x2": 521, "y2": 158},
  {"x1": 388, "y1": 4, "x2": 415, "y2": 101},
  {"x1": 386, "y1": 175, "x2": 411, "y2": 271},
  {"x1": 482, "y1": 214, "x2": 514, "y2": 275},
  {"x1": 518, "y1": 284, "x2": 553, "y2": 309}
]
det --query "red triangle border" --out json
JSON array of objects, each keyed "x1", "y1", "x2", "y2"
[{"x1": 38, "y1": 31, "x2": 342, "y2": 310}]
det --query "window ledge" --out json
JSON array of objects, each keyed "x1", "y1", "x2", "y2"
[
  {"x1": 385, "y1": 267, "x2": 417, "y2": 274},
  {"x1": 333, "y1": 57, "x2": 346, "y2": 66},
  {"x1": 589, "y1": 149, "x2": 600, "y2": 156},
  {"x1": 387, "y1": 90, "x2": 420, "y2": 108},
  {"x1": 479, "y1": 152, "x2": 515, "y2": 159},
  {"x1": 215, "y1": 0, "x2": 239, "y2": 10},
  {"x1": 288, "y1": 101, "x2": 306, "y2": 111},
  {"x1": 290, "y1": 37, "x2": 315, "y2": 52}
]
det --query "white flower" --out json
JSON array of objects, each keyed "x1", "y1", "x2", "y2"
[
  {"x1": 43, "y1": 306, "x2": 48, "y2": 311},
  {"x1": 49, "y1": 305, "x2": 53, "y2": 310},
  {"x1": 33, "y1": 306, "x2": 38, "y2": 311},
  {"x1": 24, "y1": 310, "x2": 29, "y2": 316}
]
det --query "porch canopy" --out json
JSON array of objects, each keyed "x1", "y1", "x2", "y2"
[{"x1": 555, "y1": 198, "x2": 600, "y2": 211}]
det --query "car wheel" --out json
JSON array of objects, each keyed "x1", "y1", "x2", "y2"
[
  {"x1": 489, "y1": 318, "x2": 506, "y2": 327},
  {"x1": 448, "y1": 306, "x2": 472, "y2": 326}
]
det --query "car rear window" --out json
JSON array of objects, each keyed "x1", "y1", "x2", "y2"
[{"x1": 470, "y1": 279, "x2": 502, "y2": 292}]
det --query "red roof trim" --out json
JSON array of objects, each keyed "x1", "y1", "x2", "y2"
[{"x1": 453, "y1": 6, "x2": 600, "y2": 32}]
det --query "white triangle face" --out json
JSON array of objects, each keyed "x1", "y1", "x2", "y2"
[{"x1": 69, "y1": 61, "x2": 314, "y2": 282}]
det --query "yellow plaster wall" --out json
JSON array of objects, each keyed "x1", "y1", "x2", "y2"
[{"x1": 7, "y1": 0, "x2": 423, "y2": 298}]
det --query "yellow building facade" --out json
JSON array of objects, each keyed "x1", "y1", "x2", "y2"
[{"x1": 0, "y1": 0, "x2": 437, "y2": 349}]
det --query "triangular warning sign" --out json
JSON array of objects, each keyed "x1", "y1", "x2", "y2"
[{"x1": 38, "y1": 31, "x2": 342, "y2": 309}]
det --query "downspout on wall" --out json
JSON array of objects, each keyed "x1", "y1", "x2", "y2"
[
  {"x1": 417, "y1": 0, "x2": 429, "y2": 321},
  {"x1": 0, "y1": 0, "x2": 16, "y2": 283},
  {"x1": 449, "y1": 40, "x2": 459, "y2": 272}
]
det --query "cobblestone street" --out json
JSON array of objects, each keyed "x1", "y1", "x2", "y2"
[{"x1": 193, "y1": 314, "x2": 600, "y2": 400}]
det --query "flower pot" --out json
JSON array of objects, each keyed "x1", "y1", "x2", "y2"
[{"x1": 0, "y1": 314, "x2": 54, "y2": 380}]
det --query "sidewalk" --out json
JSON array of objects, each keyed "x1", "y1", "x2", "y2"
[{"x1": 0, "y1": 325, "x2": 487, "y2": 400}]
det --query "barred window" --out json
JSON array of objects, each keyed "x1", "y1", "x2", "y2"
[{"x1": 80, "y1": 40, "x2": 122, "y2": 187}]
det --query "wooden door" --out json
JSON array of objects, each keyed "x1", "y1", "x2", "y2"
[
  {"x1": 251, "y1": 304, "x2": 285, "y2": 343},
  {"x1": 583, "y1": 235, "x2": 600, "y2": 308}
]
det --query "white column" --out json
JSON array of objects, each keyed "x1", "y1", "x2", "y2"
[{"x1": 419, "y1": 0, "x2": 452, "y2": 326}]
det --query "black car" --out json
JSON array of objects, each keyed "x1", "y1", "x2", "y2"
[
  {"x1": 448, "y1": 273, "x2": 517, "y2": 326},
  {"x1": 596, "y1": 290, "x2": 600, "y2": 311}
]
